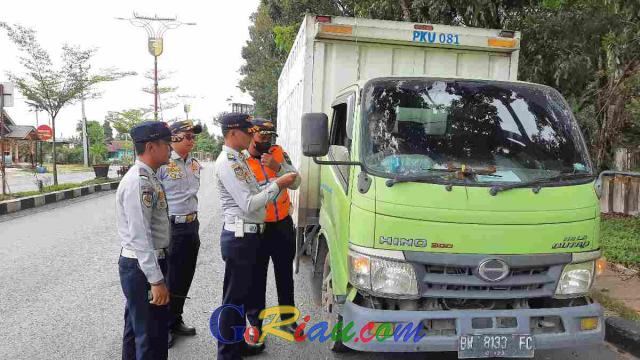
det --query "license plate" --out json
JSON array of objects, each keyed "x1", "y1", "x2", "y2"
[{"x1": 458, "y1": 334, "x2": 534, "y2": 359}]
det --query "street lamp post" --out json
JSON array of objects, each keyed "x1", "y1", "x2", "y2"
[{"x1": 116, "y1": 13, "x2": 195, "y2": 121}]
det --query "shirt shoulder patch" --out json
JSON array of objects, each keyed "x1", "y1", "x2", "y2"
[
  {"x1": 226, "y1": 152, "x2": 235, "y2": 161},
  {"x1": 141, "y1": 189, "x2": 153, "y2": 207},
  {"x1": 283, "y1": 152, "x2": 292, "y2": 165},
  {"x1": 231, "y1": 163, "x2": 249, "y2": 181}
]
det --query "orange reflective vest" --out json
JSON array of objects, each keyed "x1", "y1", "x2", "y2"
[{"x1": 246, "y1": 145, "x2": 291, "y2": 222}]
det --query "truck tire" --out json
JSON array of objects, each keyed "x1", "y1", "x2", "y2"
[
  {"x1": 320, "y1": 247, "x2": 350, "y2": 353},
  {"x1": 310, "y1": 237, "x2": 328, "y2": 306}
]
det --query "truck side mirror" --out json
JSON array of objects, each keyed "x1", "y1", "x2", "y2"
[{"x1": 302, "y1": 113, "x2": 329, "y2": 157}]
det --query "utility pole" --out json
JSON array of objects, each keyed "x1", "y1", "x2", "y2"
[
  {"x1": 78, "y1": 64, "x2": 89, "y2": 166},
  {"x1": 116, "y1": 13, "x2": 195, "y2": 121},
  {"x1": 0, "y1": 84, "x2": 6, "y2": 195},
  {"x1": 81, "y1": 94, "x2": 89, "y2": 167},
  {"x1": 154, "y1": 56, "x2": 159, "y2": 121}
]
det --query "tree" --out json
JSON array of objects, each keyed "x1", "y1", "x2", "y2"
[
  {"x1": 239, "y1": 1, "x2": 343, "y2": 122},
  {"x1": 512, "y1": 0, "x2": 640, "y2": 169},
  {"x1": 86, "y1": 121, "x2": 107, "y2": 164},
  {"x1": 142, "y1": 69, "x2": 179, "y2": 119},
  {"x1": 1, "y1": 23, "x2": 132, "y2": 184},
  {"x1": 106, "y1": 108, "x2": 149, "y2": 162},
  {"x1": 241, "y1": 0, "x2": 640, "y2": 169},
  {"x1": 239, "y1": 6, "x2": 285, "y2": 121},
  {"x1": 107, "y1": 109, "x2": 148, "y2": 137},
  {"x1": 103, "y1": 120, "x2": 114, "y2": 141},
  {"x1": 195, "y1": 122, "x2": 224, "y2": 159}
]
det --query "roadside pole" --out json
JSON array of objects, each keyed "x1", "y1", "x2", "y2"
[
  {"x1": 0, "y1": 84, "x2": 6, "y2": 195},
  {"x1": 116, "y1": 14, "x2": 195, "y2": 122},
  {"x1": 79, "y1": 64, "x2": 89, "y2": 167},
  {"x1": 81, "y1": 96, "x2": 89, "y2": 166},
  {"x1": 154, "y1": 55, "x2": 159, "y2": 121}
]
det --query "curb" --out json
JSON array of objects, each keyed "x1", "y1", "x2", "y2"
[
  {"x1": 0, "y1": 181, "x2": 120, "y2": 216},
  {"x1": 609, "y1": 262, "x2": 640, "y2": 276},
  {"x1": 606, "y1": 316, "x2": 640, "y2": 357}
]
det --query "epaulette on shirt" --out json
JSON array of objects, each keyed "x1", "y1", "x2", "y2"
[
  {"x1": 283, "y1": 152, "x2": 292, "y2": 165},
  {"x1": 190, "y1": 157, "x2": 202, "y2": 173},
  {"x1": 139, "y1": 167, "x2": 150, "y2": 180}
]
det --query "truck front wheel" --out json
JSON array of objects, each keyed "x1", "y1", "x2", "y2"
[{"x1": 321, "y1": 248, "x2": 350, "y2": 352}]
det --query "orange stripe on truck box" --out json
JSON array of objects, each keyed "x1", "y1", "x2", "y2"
[
  {"x1": 320, "y1": 24, "x2": 353, "y2": 35},
  {"x1": 488, "y1": 38, "x2": 518, "y2": 48}
]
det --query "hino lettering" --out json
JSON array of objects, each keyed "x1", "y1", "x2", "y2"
[{"x1": 379, "y1": 236, "x2": 428, "y2": 248}]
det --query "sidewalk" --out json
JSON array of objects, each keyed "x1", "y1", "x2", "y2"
[
  {"x1": 3, "y1": 166, "x2": 118, "y2": 193},
  {"x1": 593, "y1": 263, "x2": 640, "y2": 357},
  {"x1": 595, "y1": 265, "x2": 640, "y2": 313}
]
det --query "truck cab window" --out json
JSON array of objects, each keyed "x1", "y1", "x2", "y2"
[
  {"x1": 330, "y1": 103, "x2": 350, "y2": 149},
  {"x1": 329, "y1": 102, "x2": 351, "y2": 191}
]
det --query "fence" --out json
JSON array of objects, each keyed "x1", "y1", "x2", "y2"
[
  {"x1": 600, "y1": 174, "x2": 640, "y2": 216},
  {"x1": 614, "y1": 148, "x2": 640, "y2": 172}
]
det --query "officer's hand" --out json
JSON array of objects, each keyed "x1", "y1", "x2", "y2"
[
  {"x1": 150, "y1": 282, "x2": 170, "y2": 306},
  {"x1": 276, "y1": 172, "x2": 298, "y2": 189},
  {"x1": 261, "y1": 154, "x2": 281, "y2": 172}
]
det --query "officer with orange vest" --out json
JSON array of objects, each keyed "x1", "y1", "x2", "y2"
[{"x1": 245, "y1": 118, "x2": 301, "y2": 350}]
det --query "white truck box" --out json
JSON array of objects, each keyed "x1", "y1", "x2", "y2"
[{"x1": 277, "y1": 14, "x2": 521, "y2": 229}]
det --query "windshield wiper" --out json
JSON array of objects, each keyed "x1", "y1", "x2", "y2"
[
  {"x1": 385, "y1": 165, "x2": 500, "y2": 187},
  {"x1": 489, "y1": 173, "x2": 594, "y2": 196},
  {"x1": 385, "y1": 173, "x2": 450, "y2": 187}
]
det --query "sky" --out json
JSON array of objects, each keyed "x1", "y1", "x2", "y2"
[{"x1": 0, "y1": 0, "x2": 260, "y2": 138}]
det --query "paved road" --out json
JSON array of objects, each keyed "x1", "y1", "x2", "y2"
[
  {"x1": 0, "y1": 162, "x2": 636, "y2": 360},
  {"x1": 3, "y1": 166, "x2": 119, "y2": 193}
]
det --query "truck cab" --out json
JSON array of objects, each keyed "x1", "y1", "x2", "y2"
[
  {"x1": 277, "y1": 15, "x2": 605, "y2": 358},
  {"x1": 301, "y1": 77, "x2": 603, "y2": 357}
]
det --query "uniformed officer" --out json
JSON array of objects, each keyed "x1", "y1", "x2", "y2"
[
  {"x1": 116, "y1": 121, "x2": 173, "y2": 360},
  {"x1": 213, "y1": 113, "x2": 298, "y2": 360},
  {"x1": 245, "y1": 119, "x2": 301, "y2": 350},
  {"x1": 157, "y1": 120, "x2": 203, "y2": 346}
]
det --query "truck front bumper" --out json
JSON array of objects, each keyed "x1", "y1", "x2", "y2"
[{"x1": 341, "y1": 299, "x2": 604, "y2": 352}]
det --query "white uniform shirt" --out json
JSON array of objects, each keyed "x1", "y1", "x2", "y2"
[
  {"x1": 116, "y1": 160, "x2": 170, "y2": 284},
  {"x1": 214, "y1": 145, "x2": 280, "y2": 224},
  {"x1": 158, "y1": 151, "x2": 201, "y2": 216}
]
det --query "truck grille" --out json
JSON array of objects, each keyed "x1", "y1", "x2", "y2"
[{"x1": 418, "y1": 263, "x2": 563, "y2": 299}]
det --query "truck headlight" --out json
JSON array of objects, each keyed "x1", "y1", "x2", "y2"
[
  {"x1": 555, "y1": 261, "x2": 595, "y2": 297},
  {"x1": 349, "y1": 250, "x2": 419, "y2": 299}
]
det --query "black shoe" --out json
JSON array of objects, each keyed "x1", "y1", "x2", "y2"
[
  {"x1": 168, "y1": 331, "x2": 175, "y2": 349},
  {"x1": 241, "y1": 342, "x2": 265, "y2": 356},
  {"x1": 281, "y1": 322, "x2": 302, "y2": 336},
  {"x1": 172, "y1": 319, "x2": 196, "y2": 336}
]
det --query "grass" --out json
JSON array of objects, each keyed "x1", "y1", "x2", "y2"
[
  {"x1": 0, "y1": 177, "x2": 116, "y2": 201},
  {"x1": 600, "y1": 215, "x2": 640, "y2": 270},
  {"x1": 591, "y1": 288, "x2": 640, "y2": 323},
  {"x1": 40, "y1": 163, "x2": 93, "y2": 173}
]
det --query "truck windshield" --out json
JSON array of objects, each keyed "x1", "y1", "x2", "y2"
[{"x1": 362, "y1": 79, "x2": 593, "y2": 185}]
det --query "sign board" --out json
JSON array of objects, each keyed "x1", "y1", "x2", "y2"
[
  {"x1": 0, "y1": 82, "x2": 14, "y2": 107},
  {"x1": 148, "y1": 38, "x2": 164, "y2": 57},
  {"x1": 37, "y1": 125, "x2": 53, "y2": 141}
]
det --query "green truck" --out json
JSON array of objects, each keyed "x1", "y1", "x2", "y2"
[{"x1": 277, "y1": 15, "x2": 605, "y2": 358}]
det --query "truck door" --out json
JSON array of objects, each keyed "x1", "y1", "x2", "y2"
[{"x1": 320, "y1": 92, "x2": 356, "y2": 294}]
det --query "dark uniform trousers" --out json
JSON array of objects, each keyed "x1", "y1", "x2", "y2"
[
  {"x1": 167, "y1": 219, "x2": 200, "y2": 326},
  {"x1": 216, "y1": 229, "x2": 261, "y2": 360},
  {"x1": 119, "y1": 256, "x2": 169, "y2": 360},
  {"x1": 247, "y1": 215, "x2": 296, "y2": 328}
]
